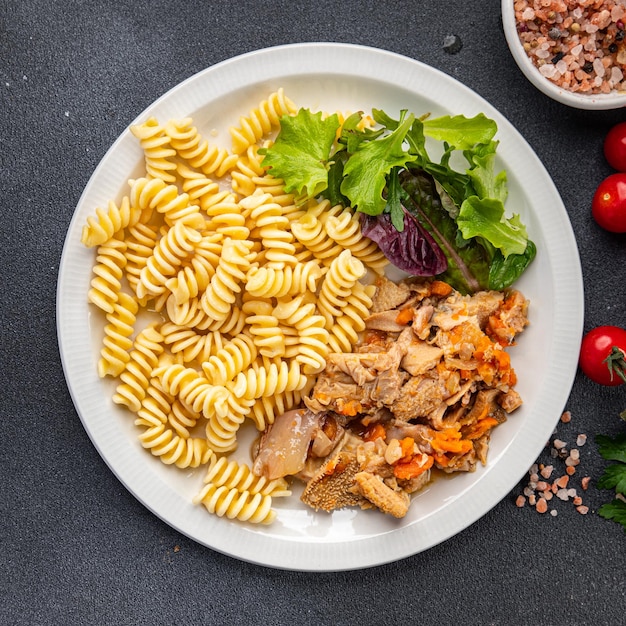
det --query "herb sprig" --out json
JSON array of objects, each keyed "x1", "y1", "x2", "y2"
[{"x1": 596, "y1": 432, "x2": 626, "y2": 532}]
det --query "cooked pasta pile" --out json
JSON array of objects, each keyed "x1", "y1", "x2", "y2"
[{"x1": 82, "y1": 89, "x2": 388, "y2": 524}]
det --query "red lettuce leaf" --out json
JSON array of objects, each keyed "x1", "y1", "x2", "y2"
[{"x1": 360, "y1": 209, "x2": 447, "y2": 276}]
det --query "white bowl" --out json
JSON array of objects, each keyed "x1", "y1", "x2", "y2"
[{"x1": 502, "y1": 0, "x2": 626, "y2": 110}]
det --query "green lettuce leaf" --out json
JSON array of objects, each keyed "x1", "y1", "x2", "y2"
[
  {"x1": 457, "y1": 196, "x2": 528, "y2": 257},
  {"x1": 422, "y1": 113, "x2": 497, "y2": 150},
  {"x1": 260, "y1": 109, "x2": 340, "y2": 200},
  {"x1": 340, "y1": 113, "x2": 418, "y2": 215}
]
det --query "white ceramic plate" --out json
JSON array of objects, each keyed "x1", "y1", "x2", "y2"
[{"x1": 57, "y1": 42, "x2": 584, "y2": 571}]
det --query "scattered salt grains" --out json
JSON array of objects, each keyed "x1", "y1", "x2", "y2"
[
  {"x1": 515, "y1": 0, "x2": 626, "y2": 94},
  {"x1": 515, "y1": 411, "x2": 592, "y2": 517}
]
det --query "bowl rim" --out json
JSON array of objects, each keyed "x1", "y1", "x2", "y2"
[{"x1": 501, "y1": 0, "x2": 626, "y2": 110}]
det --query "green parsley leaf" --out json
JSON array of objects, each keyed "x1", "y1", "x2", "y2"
[
  {"x1": 598, "y1": 499, "x2": 626, "y2": 532},
  {"x1": 260, "y1": 109, "x2": 340, "y2": 200},
  {"x1": 597, "y1": 433, "x2": 626, "y2": 463},
  {"x1": 597, "y1": 463, "x2": 626, "y2": 494}
]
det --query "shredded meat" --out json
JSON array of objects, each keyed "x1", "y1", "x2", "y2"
[{"x1": 260, "y1": 277, "x2": 529, "y2": 519}]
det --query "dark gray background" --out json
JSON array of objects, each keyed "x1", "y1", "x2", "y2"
[{"x1": 2, "y1": 1, "x2": 626, "y2": 624}]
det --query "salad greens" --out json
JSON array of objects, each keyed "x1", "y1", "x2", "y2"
[{"x1": 260, "y1": 106, "x2": 536, "y2": 294}]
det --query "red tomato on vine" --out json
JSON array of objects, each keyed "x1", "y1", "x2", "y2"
[{"x1": 579, "y1": 326, "x2": 626, "y2": 386}]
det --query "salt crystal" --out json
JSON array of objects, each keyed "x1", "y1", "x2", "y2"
[
  {"x1": 556, "y1": 488, "x2": 570, "y2": 501},
  {"x1": 611, "y1": 67, "x2": 623, "y2": 84},
  {"x1": 553, "y1": 439, "x2": 567, "y2": 450},
  {"x1": 570, "y1": 44, "x2": 583, "y2": 58},
  {"x1": 567, "y1": 488, "x2": 577, "y2": 498},
  {"x1": 612, "y1": 6, "x2": 625, "y2": 21},
  {"x1": 593, "y1": 58, "x2": 605, "y2": 78},
  {"x1": 522, "y1": 8, "x2": 535, "y2": 20},
  {"x1": 576, "y1": 434, "x2": 587, "y2": 447},
  {"x1": 585, "y1": 23, "x2": 599, "y2": 34},
  {"x1": 556, "y1": 59, "x2": 568, "y2": 75},
  {"x1": 570, "y1": 448, "x2": 580, "y2": 460},
  {"x1": 540, "y1": 465, "x2": 553, "y2": 479},
  {"x1": 536, "y1": 49, "x2": 551, "y2": 60},
  {"x1": 594, "y1": 76, "x2": 603, "y2": 87},
  {"x1": 550, "y1": 509, "x2": 558, "y2": 517},
  {"x1": 573, "y1": 8, "x2": 583, "y2": 19}
]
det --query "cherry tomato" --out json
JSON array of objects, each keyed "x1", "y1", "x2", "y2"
[
  {"x1": 604, "y1": 122, "x2": 626, "y2": 172},
  {"x1": 579, "y1": 325, "x2": 626, "y2": 386},
  {"x1": 591, "y1": 173, "x2": 626, "y2": 233}
]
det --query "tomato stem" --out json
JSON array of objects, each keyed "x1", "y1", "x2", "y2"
[{"x1": 603, "y1": 346, "x2": 626, "y2": 383}]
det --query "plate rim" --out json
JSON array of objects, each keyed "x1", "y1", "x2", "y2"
[{"x1": 56, "y1": 42, "x2": 584, "y2": 571}]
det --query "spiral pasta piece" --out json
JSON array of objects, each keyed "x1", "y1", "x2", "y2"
[
  {"x1": 193, "y1": 483, "x2": 276, "y2": 524},
  {"x1": 165, "y1": 117, "x2": 238, "y2": 177},
  {"x1": 229, "y1": 359, "x2": 307, "y2": 401},
  {"x1": 201, "y1": 455, "x2": 291, "y2": 497},
  {"x1": 244, "y1": 260, "x2": 323, "y2": 299},
  {"x1": 200, "y1": 237, "x2": 255, "y2": 321},
  {"x1": 316, "y1": 249, "x2": 366, "y2": 327},
  {"x1": 274, "y1": 297, "x2": 330, "y2": 374},
  {"x1": 325, "y1": 209, "x2": 389, "y2": 275},
  {"x1": 81, "y1": 196, "x2": 141, "y2": 248},
  {"x1": 201, "y1": 333, "x2": 258, "y2": 386},
  {"x1": 97, "y1": 292, "x2": 138, "y2": 378},
  {"x1": 177, "y1": 163, "x2": 231, "y2": 212},
  {"x1": 112, "y1": 323, "x2": 165, "y2": 413},
  {"x1": 153, "y1": 363, "x2": 230, "y2": 420},
  {"x1": 136, "y1": 412, "x2": 213, "y2": 468},
  {"x1": 242, "y1": 191, "x2": 297, "y2": 267},
  {"x1": 230, "y1": 145, "x2": 267, "y2": 197},
  {"x1": 242, "y1": 301, "x2": 284, "y2": 359},
  {"x1": 290, "y1": 205, "x2": 343, "y2": 264},
  {"x1": 88, "y1": 236, "x2": 127, "y2": 314},
  {"x1": 137, "y1": 218, "x2": 202, "y2": 300},
  {"x1": 128, "y1": 177, "x2": 205, "y2": 229},
  {"x1": 160, "y1": 322, "x2": 224, "y2": 363},
  {"x1": 229, "y1": 88, "x2": 297, "y2": 155},
  {"x1": 124, "y1": 222, "x2": 159, "y2": 302},
  {"x1": 203, "y1": 193, "x2": 249, "y2": 241},
  {"x1": 204, "y1": 389, "x2": 253, "y2": 453},
  {"x1": 130, "y1": 117, "x2": 178, "y2": 183}
]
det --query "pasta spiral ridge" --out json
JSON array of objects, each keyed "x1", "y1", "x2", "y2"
[
  {"x1": 242, "y1": 301, "x2": 284, "y2": 359},
  {"x1": 325, "y1": 209, "x2": 389, "y2": 275},
  {"x1": 136, "y1": 218, "x2": 202, "y2": 300},
  {"x1": 201, "y1": 333, "x2": 258, "y2": 386},
  {"x1": 316, "y1": 249, "x2": 366, "y2": 327},
  {"x1": 135, "y1": 412, "x2": 213, "y2": 468},
  {"x1": 229, "y1": 359, "x2": 307, "y2": 402},
  {"x1": 203, "y1": 385, "x2": 255, "y2": 453},
  {"x1": 200, "y1": 238, "x2": 255, "y2": 321},
  {"x1": 124, "y1": 223, "x2": 159, "y2": 302},
  {"x1": 242, "y1": 191, "x2": 297, "y2": 267},
  {"x1": 113, "y1": 323, "x2": 165, "y2": 413},
  {"x1": 153, "y1": 363, "x2": 230, "y2": 420},
  {"x1": 88, "y1": 237, "x2": 127, "y2": 314},
  {"x1": 160, "y1": 322, "x2": 224, "y2": 364},
  {"x1": 229, "y1": 88, "x2": 297, "y2": 155},
  {"x1": 130, "y1": 117, "x2": 178, "y2": 183},
  {"x1": 193, "y1": 483, "x2": 276, "y2": 524},
  {"x1": 290, "y1": 206, "x2": 343, "y2": 264},
  {"x1": 177, "y1": 164, "x2": 231, "y2": 212},
  {"x1": 98, "y1": 292, "x2": 138, "y2": 378},
  {"x1": 244, "y1": 260, "x2": 323, "y2": 299},
  {"x1": 201, "y1": 455, "x2": 291, "y2": 497},
  {"x1": 128, "y1": 177, "x2": 204, "y2": 229},
  {"x1": 81, "y1": 196, "x2": 141, "y2": 248},
  {"x1": 203, "y1": 193, "x2": 249, "y2": 241},
  {"x1": 165, "y1": 117, "x2": 238, "y2": 177}
]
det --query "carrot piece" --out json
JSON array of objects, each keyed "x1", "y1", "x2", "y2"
[
  {"x1": 430, "y1": 280, "x2": 453, "y2": 297},
  {"x1": 399, "y1": 437, "x2": 415, "y2": 458},
  {"x1": 394, "y1": 455, "x2": 434, "y2": 480},
  {"x1": 395, "y1": 308, "x2": 414, "y2": 325},
  {"x1": 363, "y1": 422, "x2": 386, "y2": 442}
]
